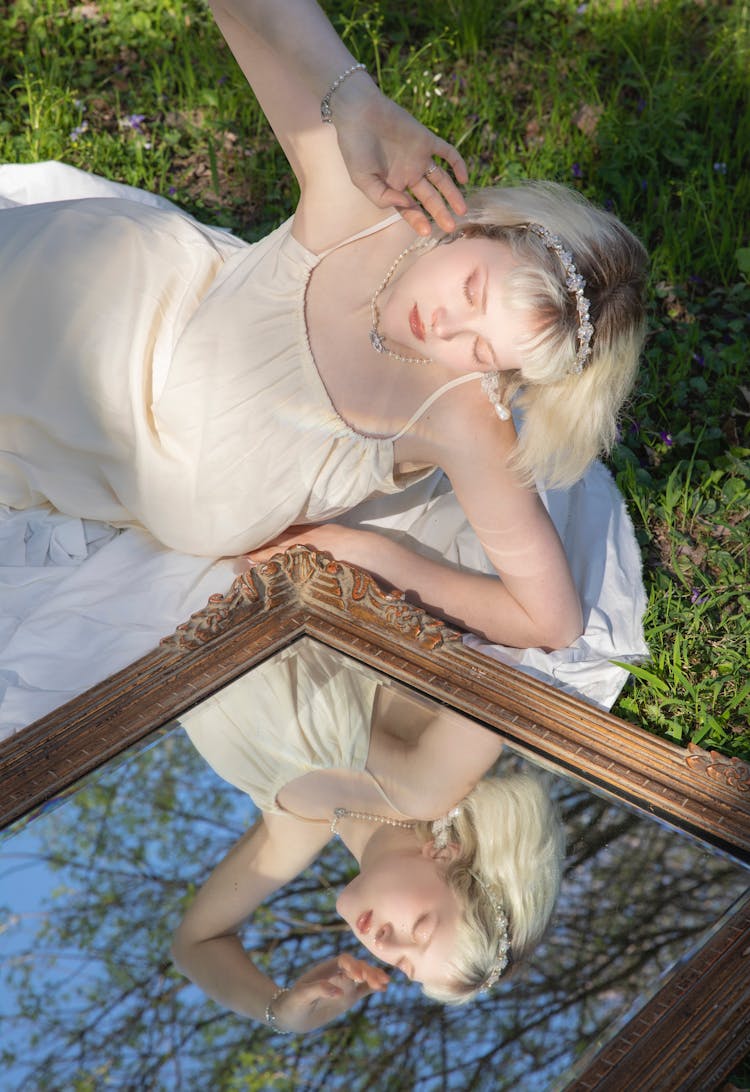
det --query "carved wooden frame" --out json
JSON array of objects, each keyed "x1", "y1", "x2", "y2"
[{"x1": 1, "y1": 546, "x2": 748, "y2": 1090}]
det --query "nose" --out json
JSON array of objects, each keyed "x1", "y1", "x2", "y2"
[
  {"x1": 431, "y1": 305, "x2": 474, "y2": 341},
  {"x1": 374, "y1": 922, "x2": 409, "y2": 952}
]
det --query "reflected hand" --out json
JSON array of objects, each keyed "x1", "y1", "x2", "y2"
[
  {"x1": 332, "y1": 77, "x2": 468, "y2": 236},
  {"x1": 273, "y1": 953, "x2": 390, "y2": 1032}
]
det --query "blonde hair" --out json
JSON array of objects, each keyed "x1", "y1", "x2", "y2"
[
  {"x1": 440, "y1": 182, "x2": 648, "y2": 487},
  {"x1": 415, "y1": 771, "x2": 564, "y2": 1005}
]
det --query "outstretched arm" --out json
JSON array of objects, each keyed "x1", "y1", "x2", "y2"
[
  {"x1": 208, "y1": 0, "x2": 467, "y2": 239},
  {"x1": 171, "y1": 812, "x2": 389, "y2": 1032}
]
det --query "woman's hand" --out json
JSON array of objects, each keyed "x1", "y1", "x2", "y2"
[
  {"x1": 331, "y1": 76, "x2": 468, "y2": 236},
  {"x1": 246, "y1": 524, "x2": 377, "y2": 568},
  {"x1": 272, "y1": 954, "x2": 390, "y2": 1033}
]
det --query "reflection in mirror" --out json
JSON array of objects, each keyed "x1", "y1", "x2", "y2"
[
  {"x1": 177, "y1": 638, "x2": 560, "y2": 1018},
  {"x1": 1, "y1": 638, "x2": 748, "y2": 1090}
]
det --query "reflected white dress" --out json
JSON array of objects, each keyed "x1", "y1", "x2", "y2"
[{"x1": 181, "y1": 642, "x2": 401, "y2": 817}]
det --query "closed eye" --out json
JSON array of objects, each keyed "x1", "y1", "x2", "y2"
[
  {"x1": 412, "y1": 914, "x2": 434, "y2": 946},
  {"x1": 463, "y1": 271, "x2": 476, "y2": 305},
  {"x1": 398, "y1": 957, "x2": 414, "y2": 980},
  {"x1": 474, "y1": 337, "x2": 493, "y2": 367}
]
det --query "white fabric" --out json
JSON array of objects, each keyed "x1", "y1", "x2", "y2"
[
  {"x1": 0, "y1": 163, "x2": 647, "y2": 739},
  {"x1": 0, "y1": 164, "x2": 432, "y2": 556},
  {"x1": 341, "y1": 462, "x2": 648, "y2": 709},
  {"x1": 181, "y1": 641, "x2": 385, "y2": 815}
]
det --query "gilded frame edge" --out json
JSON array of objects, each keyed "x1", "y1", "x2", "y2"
[{"x1": 0, "y1": 545, "x2": 747, "y2": 1090}]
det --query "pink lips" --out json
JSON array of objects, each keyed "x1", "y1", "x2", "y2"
[
  {"x1": 409, "y1": 303, "x2": 425, "y2": 342},
  {"x1": 357, "y1": 910, "x2": 373, "y2": 935}
]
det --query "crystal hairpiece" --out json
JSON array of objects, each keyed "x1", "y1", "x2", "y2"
[
  {"x1": 471, "y1": 872, "x2": 511, "y2": 990},
  {"x1": 527, "y1": 223, "x2": 594, "y2": 374}
]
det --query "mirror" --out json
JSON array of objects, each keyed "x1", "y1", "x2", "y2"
[{"x1": 1, "y1": 548, "x2": 748, "y2": 1087}]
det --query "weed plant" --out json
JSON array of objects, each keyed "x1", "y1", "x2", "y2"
[{"x1": 0, "y1": 0, "x2": 748, "y2": 760}]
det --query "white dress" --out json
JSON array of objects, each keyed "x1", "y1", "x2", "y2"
[
  {"x1": 0, "y1": 171, "x2": 434, "y2": 556},
  {"x1": 0, "y1": 163, "x2": 648, "y2": 735},
  {"x1": 180, "y1": 641, "x2": 401, "y2": 817}
]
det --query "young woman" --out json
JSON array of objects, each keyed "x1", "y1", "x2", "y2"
[
  {"x1": 0, "y1": 0, "x2": 647, "y2": 651},
  {"x1": 173, "y1": 642, "x2": 564, "y2": 1033}
]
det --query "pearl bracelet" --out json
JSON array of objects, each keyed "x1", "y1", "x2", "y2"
[
  {"x1": 321, "y1": 62, "x2": 366, "y2": 123},
  {"x1": 264, "y1": 986, "x2": 291, "y2": 1033}
]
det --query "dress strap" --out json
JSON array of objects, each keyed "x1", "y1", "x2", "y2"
[
  {"x1": 316, "y1": 212, "x2": 403, "y2": 260},
  {"x1": 390, "y1": 372, "x2": 484, "y2": 441}
]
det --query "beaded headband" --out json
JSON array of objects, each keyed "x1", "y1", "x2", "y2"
[
  {"x1": 431, "y1": 808, "x2": 511, "y2": 990},
  {"x1": 526, "y1": 222, "x2": 594, "y2": 374},
  {"x1": 471, "y1": 872, "x2": 511, "y2": 989}
]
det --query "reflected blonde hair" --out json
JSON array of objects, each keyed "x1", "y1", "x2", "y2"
[
  {"x1": 415, "y1": 771, "x2": 564, "y2": 1005},
  {"x1": 440, "y1": 182, "x2": 648, "y2": 487}
]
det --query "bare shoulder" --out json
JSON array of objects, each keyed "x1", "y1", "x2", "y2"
[
  {"x1": 260, "y1": 810, "x2": 333, "y2": 864},
  {"x1": 217, "y1": 811, "x2": 331, "y2": 891},
  {"x1": 293, "y1": 190, "x2": 398, "y2": 257},
  {"x1": 424, "y1": 373, "x2": 520, "y2": 477}
]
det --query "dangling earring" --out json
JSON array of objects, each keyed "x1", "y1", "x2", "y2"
[
  {"x1": 431, "y1": 805, "x2": 462, "y2": 849},
  {"x1": 481, "y1": 372, "x2": 512, "y2": 421}
]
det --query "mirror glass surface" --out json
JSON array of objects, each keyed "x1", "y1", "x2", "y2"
[{"x1": 1, "y1": 638, "x2": 748, "y2": 1091}]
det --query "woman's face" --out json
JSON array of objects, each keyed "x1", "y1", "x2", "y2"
[
  {"x1": 336, "y1": 841, "x2": 463, "y2": 989},
  {"x1": 378, "y1": 236, "x2": 533, "y2": 374}
]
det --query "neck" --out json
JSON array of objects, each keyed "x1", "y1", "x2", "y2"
[{"x1": 333, "y1": 811, "x2": 417, "y2": 865}]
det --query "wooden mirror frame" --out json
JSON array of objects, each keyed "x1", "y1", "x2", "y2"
[{"x1": 1, "y1": 546, "x2": 748, "y2": 1090}]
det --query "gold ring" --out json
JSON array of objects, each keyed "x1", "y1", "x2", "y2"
[{"x1": 425, "y1": 162, "x2": 439, "y2": 177}]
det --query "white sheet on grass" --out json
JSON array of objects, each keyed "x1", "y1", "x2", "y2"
[{"x1": 0, "y1": 162, "x2": 648, "y2": 739}]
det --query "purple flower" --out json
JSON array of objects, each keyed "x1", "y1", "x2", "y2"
[
  {"x1": 629, "y1": 420, "x2": 640, "y2": 436},
  {"x1": 713, "y1": 162, "x2": 727, "y2": 174},
  {"x1": 690, "y1": 588, "x2": 707, "y2": 605},
  {"x1": 218, "y1": 75, "x2": 228, "y2": 86},
  {"x1": 571, "y1": 162, "x2": 583, "y2": 179},
  {"x1": 604, "y1": 197, "x2": 614, "y2": 211},
  {"x1": 168, "y1": 186, "x2": 177, "y2": 196},
  {"x1": 70, "y1": 120, "x2": 89, "y2": 142},
  {"x1": 124, "y1": 113, "x2": 146, "y2": 131},
  {"x1": 659, "y1": 430, "x2": 673, "y2": 447},
  {"x1": 692, "y1": 352, "x2": 705, "y2": 367},
  {"x1": 636, "y1": 97, "x2": 647, "y2": 114},
  {"x1": 640, "y1": 178, "x2": 648, "y2": 192}
]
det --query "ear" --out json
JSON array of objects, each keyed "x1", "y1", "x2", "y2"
[{"x1": 422, "y1": 839, "x2": 461, "y2": 863}]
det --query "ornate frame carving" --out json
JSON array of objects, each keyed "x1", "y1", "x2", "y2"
[{"x1": 1, "y1": 546, "x2": 748, "y2": 1090}]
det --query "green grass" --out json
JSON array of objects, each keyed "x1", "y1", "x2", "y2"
[{"x1": 0, "y1": 0, "x2": 748, "y2": 762}]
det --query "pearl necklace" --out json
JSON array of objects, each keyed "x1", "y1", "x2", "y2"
[
  {"x1": 369, "y1": 240, "x2": 431, "y2": 365},
  {"x1": 330, "y1": 806, "x2": 416, "y2": 837}
]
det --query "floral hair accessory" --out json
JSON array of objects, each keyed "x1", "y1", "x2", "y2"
[{"x1": 527, "y1": 223, "x2": 594, "y2": 374}]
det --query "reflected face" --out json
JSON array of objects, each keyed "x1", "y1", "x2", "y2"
[
  {"x1": 379, "y1": 237, "x2": 534, "y2": 374},
  {"x1": 336, "y1": 841, "x2": 463, "y2": 990}
]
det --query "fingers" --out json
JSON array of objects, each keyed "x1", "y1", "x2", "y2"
[
  {"x1": 396, "y1": 164, "x2": 461, "y2": 235},
  {"x1": 413, "y1": 164, "x2": 466, "y2": 220},
  {"x1": 338, "y1": 953, "x2": 390, "y2": 991},
  {"x1": 433, "y1": 138, "x2": 469, "y2": 186}
]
